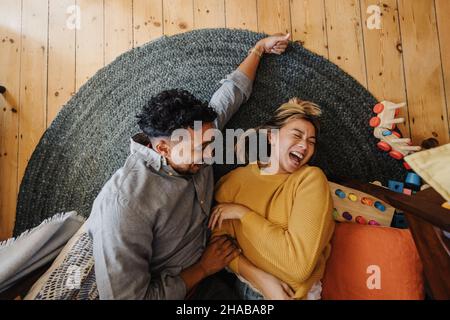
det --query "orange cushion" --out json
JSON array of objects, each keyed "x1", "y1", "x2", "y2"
[{"x1": 322, "y1": 223, "x2": 424, "y2": 300}]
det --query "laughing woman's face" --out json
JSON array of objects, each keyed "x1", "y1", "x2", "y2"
[{"x1": 269, "y1": 118, "x2": 317, "y2": 174}]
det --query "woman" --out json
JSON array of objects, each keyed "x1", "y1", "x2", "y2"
[{"x1": 209, "y1": 98, "x2": 335, "y2": 300}]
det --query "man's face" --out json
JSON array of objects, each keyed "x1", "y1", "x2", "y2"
[{"x1": 163, "y1": 122, "x2": 215, "y2": 175}]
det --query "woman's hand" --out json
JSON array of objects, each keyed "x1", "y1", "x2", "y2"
[
  {"x1": 237, "y1": 255, "x2": 295, "y2": 300},
  {"x1": 256, "y1": 33, "x2": 290, "y2": 55},
  {"x1": 208, "y1": 203, "x2": 250, "y2": 230},
  {"x1": 258, "y1": 273, "x2": 295, "y2": 300}
]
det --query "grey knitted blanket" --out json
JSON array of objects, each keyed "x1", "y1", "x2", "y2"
[
  {"x1": 0, "y1": 211, "x2": 85, "y2": 293},
  {"x1": 15, "y1": 28, "x2": 406, "y2": 235}
]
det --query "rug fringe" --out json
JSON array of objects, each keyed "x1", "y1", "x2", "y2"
[{"x1": 0, "y1": 211, "x2": 85, "y2": 250}]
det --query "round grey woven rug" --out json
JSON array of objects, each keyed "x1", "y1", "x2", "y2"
[{"x1": 14, "y1": 28, "x2": 407, "y2": 235}]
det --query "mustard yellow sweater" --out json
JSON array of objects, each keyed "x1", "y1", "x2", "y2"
[{"x1": 213, "y1": 163, "x2": 335, "y2": 299}]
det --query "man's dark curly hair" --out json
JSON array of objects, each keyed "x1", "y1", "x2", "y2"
[{"x1": 137, "y1": 89, "x2": 218, "y2": 138}]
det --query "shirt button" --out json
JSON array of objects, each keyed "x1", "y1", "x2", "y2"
[{"x1": 200, "y1": 200, "x2": 204, "y2": 204}]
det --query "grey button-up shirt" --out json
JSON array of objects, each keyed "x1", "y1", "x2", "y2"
[{"x1": 86, "y1": 69, "x2": 253, "y2": 300}]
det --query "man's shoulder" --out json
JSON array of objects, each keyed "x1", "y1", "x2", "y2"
[
  {"x1": 90, "y1": 156, "x2": 164, "y2": 219},
  {"x1": 88, "y1": 183, "x2": 155, "y2": 236},
  {"x1": 101, "y1": 153, "x2": 163, "y2": 196}
]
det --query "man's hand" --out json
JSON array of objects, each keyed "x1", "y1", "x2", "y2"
[
  {"x1": 238, "y1": 33, "x2": 290, "y2": 81},
  {"x1": 198, "y1": 235, "x2": 241, "y2": 276},
  {"x1": 180, "y1": 235, "x2": 240, "y2": 294},
  {"x1": 256, "y1": 33, "x2": 290, "y2": 55},
  {"x1": 208, "y1": 203, "x2": 250, "y2": 230}
]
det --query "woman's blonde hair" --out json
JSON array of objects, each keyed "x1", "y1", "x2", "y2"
[
  {"x1": 266, "y1": 97, "x2": 322, "y2": 132},
  {"x1": 236, "y1": 98, "x2": 322, "y2": 164}
]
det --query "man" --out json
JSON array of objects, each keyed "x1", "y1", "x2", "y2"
[{"x1": 87, "y1": 33, "x2": 290, "y2": 300}]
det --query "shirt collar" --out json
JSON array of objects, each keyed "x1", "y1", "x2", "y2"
[{"x1": 130, "y1": 132, "x2": 184, "y2": 177}]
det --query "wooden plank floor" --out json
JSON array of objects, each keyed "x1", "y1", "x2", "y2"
[{"x1": 1, "y1": 0, "x2": 449, "y2": 240}]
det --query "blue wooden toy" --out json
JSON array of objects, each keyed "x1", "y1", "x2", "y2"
[
  {"x1": 388, "y1": 180, "x2": 404, "y2": 193},
  {"x1": 405, "y1": 172, "x2": 421, "y2": 191}
]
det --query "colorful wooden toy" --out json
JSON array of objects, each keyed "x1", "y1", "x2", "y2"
[
  {"x1": 355, "y1": 216, "x2": 367, "y2": 225},
  {"x1": 371, "y1": 181, "x2": 383, "y2": 187},
  {"x1": 370, "y1": 101, "x2": 421, "y2": 161},
  {"x1": 381, "y1": 172, "x2": 423, "y2": 196},
  {"x1": 403, "y1": 161, "x2": 412, "y2": 170},
  {"x1": 329, "y1": 182, "x2": 395, "y2": 227},
  {"x1": 374, "y1": 201, "x2": 386, "y2": 211},
  {"x1": 403, "y1": 188, "x2": 413, "y2": 196},
  {"x1": 370, "y1": 101, "x2": 406, "y2": 129},
  {"x1": 405, "y1": 172, "x2": 421, "y2": 191},
  {"x1": 388, "y1": 180, "x2": 404, "y2": 193}
]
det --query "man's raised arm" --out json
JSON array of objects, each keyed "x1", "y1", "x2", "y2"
[{"x1": 210, "y1": 33, "x2": 290, "y2": 130}]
